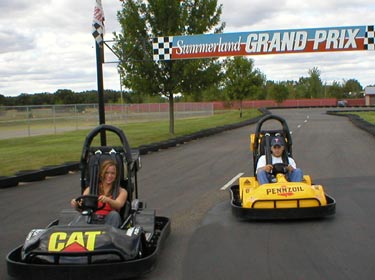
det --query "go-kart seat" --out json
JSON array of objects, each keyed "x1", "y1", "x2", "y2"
[
  {"x1": 254, "y1": 132, "x2": 291, "y2": 176},
  {"x1": 83, "y1": 146, "x2": 133, "y2": 223}
]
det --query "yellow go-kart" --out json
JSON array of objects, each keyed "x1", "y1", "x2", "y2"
[{"x1": 230, "y1": 114, "x2": 336, "y2": 220}]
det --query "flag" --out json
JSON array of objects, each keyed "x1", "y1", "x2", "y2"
[{"x1": 92, "y1": 0, "x2": 105, "y2": 46}]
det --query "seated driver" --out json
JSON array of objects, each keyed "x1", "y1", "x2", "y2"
[
  {"x1": 256, "y1": 136, "x2": 303, "y2": 185},
  {"x1": 70, "y1": 159, "x2": 127, "y2": 227}
]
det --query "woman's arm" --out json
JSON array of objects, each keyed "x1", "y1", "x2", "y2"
[{"x1": 98, "y1": 188, "x2": 128, "y2": 211}]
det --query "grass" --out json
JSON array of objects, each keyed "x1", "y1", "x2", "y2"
[
  {"x1": 353, "y1": 111, "x2": 375, "y2": 124},
  {"x1": 0, "y1": 110, "x2": 260, "y2": 176},
  {"x1": 339, "y1": 111, "x2": 375, "y2": 125}
]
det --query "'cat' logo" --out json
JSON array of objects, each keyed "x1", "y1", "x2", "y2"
[{"x1": 48, "y1": 231, "x2": 102, "y2": 252}]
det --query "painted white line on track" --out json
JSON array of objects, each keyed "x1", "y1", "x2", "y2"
[
  {"x1": 297, "y1": 117, "x2": 309, "y2": 129},
  {"x1": 220, "y1": 173, "x2": 244, "y2": 190}
]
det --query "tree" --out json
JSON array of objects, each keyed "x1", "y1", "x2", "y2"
[
  {"x1": 223, "y1": 57, "x2": 265, "y2": 117},
  {"x1": 268, "y1": 82, "x2": 289, "y2": 104},
  {"x1": 0, "y1": 94, "x2": 6, "y2": 106},
  {"x1": 54, "y1": 89, "x2": 76, "y2": 104},
  {"x1": 16, "y1": 93, "x2": 33, "y2": 106},
  {"x1": 294, "y1": 68, "x2": 324, "y2": 99},
  {"x1": 295, "y1": 77, "x2": 309, "y2": 98},
  {"x1": 343, "y1": 79, "x2": 362, "y2": 98},
  {"x1": 307, "y1": 67, "x2": 323, "y2": 98},
  {"x1": 278, "y1": 80, "x2": 297, "y2": 99},
  {"x1": 114, "y1": 0, "x2": 224, "y2": 134},
  {"x1": 326, "y1": 81, "x2": 343, "y2": 98}
]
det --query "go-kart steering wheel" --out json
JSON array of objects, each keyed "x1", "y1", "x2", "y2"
[
  {"x1": 75, "y1": 194, "x2": 106, "y2": 212},
  {"x1": 271, "y1": 163, "x2": 289, "y2": 175}
]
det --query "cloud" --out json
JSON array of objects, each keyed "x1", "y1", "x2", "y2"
[
  {"x1": 217, "y1": 0, "x2": 375, "y2": 87},
  {"x1": 0, "y1": 30, "x2": 35, "y2": 54},
  {"x1": 0, "y1": 0, "x2": 123, "y2": 96}
]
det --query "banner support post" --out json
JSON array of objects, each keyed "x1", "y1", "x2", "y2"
[{"x1": 95, "y1": 41, "x2": 106, "y2": 146}]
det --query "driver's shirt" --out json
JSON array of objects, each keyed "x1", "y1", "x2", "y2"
[
  {"x1": 256, "y1": 155, "x2": 297, "y2": 173},
  {"x1": 96, "y1": 196, "x2": 115, "y2": 216}
]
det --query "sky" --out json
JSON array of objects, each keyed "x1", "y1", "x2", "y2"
[{"x1": 1, "y1": 0, "x2": 374, "y2": 97}]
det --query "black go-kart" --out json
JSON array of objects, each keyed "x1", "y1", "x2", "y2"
[{"x1": 6, "y1": 125, "x2": 171, "y2": 280}]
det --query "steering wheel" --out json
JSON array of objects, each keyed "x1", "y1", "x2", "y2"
[
  {"x1": 75, "y1": 194, "x2": 106, "y2": 212},
  {"x1": 272, "y1": 163, "x2": 288, "y2": 175}
]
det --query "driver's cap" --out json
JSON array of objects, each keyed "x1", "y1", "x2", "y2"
[{"x1": 271, "y1": 136, "x2": 284, "y2": 147}]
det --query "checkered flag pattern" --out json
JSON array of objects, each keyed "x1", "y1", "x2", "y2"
[
  {"x1": 153, "y1": 37, "x2": 174, "y2": 61},
  {"x1": 92, "y1": 22, "x2": 104, "y2": 45},
  {"x1": 364, "y1": 25, "x2": 375, "y2": 50},
  {"x1": 92, "y1": 0, "x2": 105, "y2": 46}
]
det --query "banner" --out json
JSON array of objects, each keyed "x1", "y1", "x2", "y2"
[{"x1": 152, "y1": 25, "x2": 374, "y2": 61}]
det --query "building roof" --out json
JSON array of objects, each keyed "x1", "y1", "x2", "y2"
[{"x1": 365, "y1": 86, "x2": 375, "y2": 95}]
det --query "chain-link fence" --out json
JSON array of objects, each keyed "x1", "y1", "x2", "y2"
[{"x1": 0, "y1": 102, "x2": 214, "y2": 139}]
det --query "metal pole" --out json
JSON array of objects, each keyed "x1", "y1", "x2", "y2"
[{"x1": 95, "y1": 41, "x2": 106, "y2": 145}]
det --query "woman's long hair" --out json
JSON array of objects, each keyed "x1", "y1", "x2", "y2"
[{"x1": 99, "y1": 159, "x2": 118, "y2": 196}]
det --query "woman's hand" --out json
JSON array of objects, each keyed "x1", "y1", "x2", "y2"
[
  {"x1": 71, "y1": 198, "x2": 82, "y2": 211},
  {"x1": 70, "y1": 198, "x2": 77, "y2": 208},
  {"x1": 98, "y1": 195, "x2": 110, "y2": 204}
]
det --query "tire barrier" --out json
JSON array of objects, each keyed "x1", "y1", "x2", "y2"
[
  {"x1": 15, "y1": 170, "x2": 47, "y2": 183},
  {"x1": 41, "y1": 165, "x2": 69, "y2": 177},
  {"x1": 326, "y1": 110, "x2": 375, "y2": 137},
  {"x1": 0, "y1": 176, "x2": 19, "y2": 189},
  {"x1": 0, "y1": 162, "x2": 81, "y2": 189}
]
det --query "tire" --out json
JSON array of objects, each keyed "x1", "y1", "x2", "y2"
[
  {"x1": 41, "y1": 165, "x2": 69, "y2": 177},
  {"x1": 0, "y1": 176, "x2": 19, "y2": 188},
  {"x1": 15, "y1": 170, "x2": 46, "y2": 182}
]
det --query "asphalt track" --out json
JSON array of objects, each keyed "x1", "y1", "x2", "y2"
[{"x1": 1, "y1": 108, "x2": 375, "y2": 280}]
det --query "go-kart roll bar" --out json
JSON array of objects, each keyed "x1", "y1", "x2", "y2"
[
  {"x1": 79, "y1": 124, "x2": 139, "y2": 198},
  {"x1": 253, "y1": 114, "x2": 293, "y2": 175},
  {"x1": 80, "y1": 124, "x2": 133, "y2": 164},
  {"x1": 254, "y1": 114, "x2": 293, "y2": 152}
]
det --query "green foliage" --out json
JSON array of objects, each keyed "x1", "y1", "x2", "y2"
[
  {"x1": 55, "y1": 89, "x2": 76, "y2": 104},
  {"x1": 307, "y1": 67, "x2": 323, "y2": 98},
  {"x1": 267, "y1": 82, "x2": 289, "y2": 104},
  {"x1": 281, "y1": 80, "x2": 298, "y2": 99},
  {"x1": 326, "y1": 80, "x2": 343, "y2": 98},
  {"x1": 343, "y1": 79, "x2": 363, "y2": 97},
  {"x1": 294, "y1": 67, "x2": 324, "y2": 99},
  {"x1": 113, "y1": 0, "x2": 225, "y2": 133},
  {"x1": 0, "y1": 95, "x2": 4, "y2": 105},
  {"x1": 223, "y1": 57, "x2": 265, "y2": 103},
  {"x1": 0, "y1": 90, "x2": 133, "y2": 106}
]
